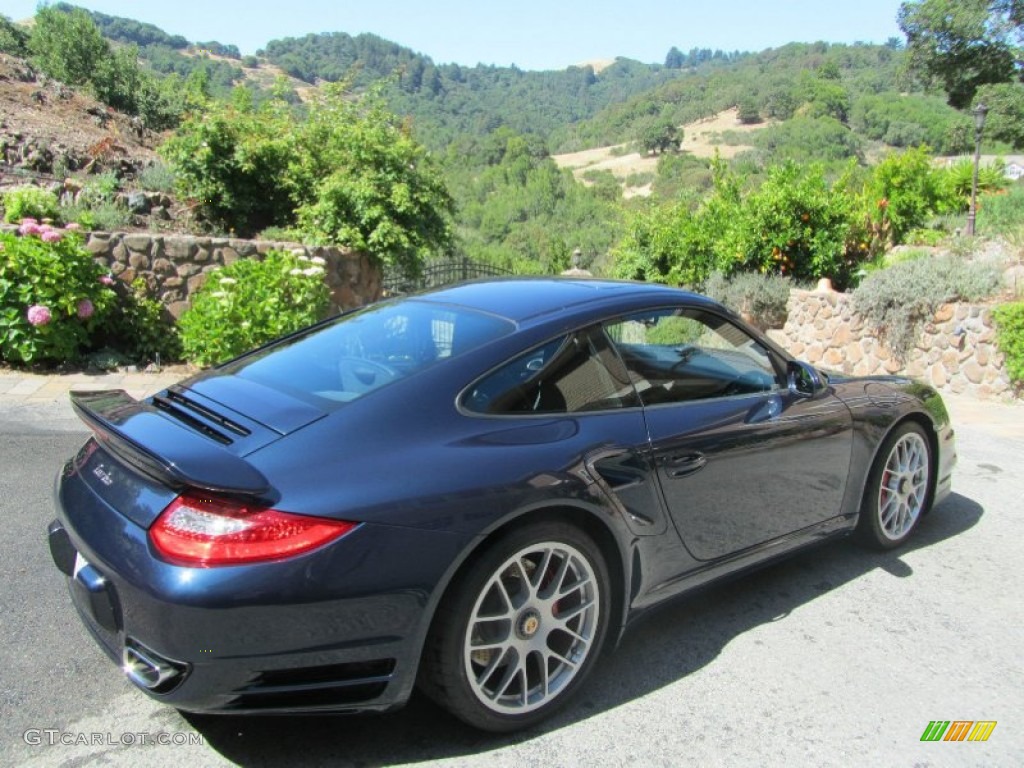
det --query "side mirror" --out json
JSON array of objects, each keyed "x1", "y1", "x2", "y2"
[{"x1": 787, "y1": 360, "x2": 825, "y2": 399}]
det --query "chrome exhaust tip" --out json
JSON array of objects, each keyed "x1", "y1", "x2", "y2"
[{"x1": 122, "y1": 642, "x2": 185, "y2": 692}]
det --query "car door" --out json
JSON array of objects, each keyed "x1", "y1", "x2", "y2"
[
  {"x1": 461, "y1": 325, "x2": 669, "y2": 536},
  {"x1": 604, "y1": 306, "x2": 854, "y2": 561}
]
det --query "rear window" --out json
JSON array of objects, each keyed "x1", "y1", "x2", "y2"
[{"x1": 222, "y1": 300, "x2": 514, "y2": 407}]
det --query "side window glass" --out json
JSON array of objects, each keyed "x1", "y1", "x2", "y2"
[
  {"x1": 605, "y1": 309, "x2": 782, "y2": 405},
  {"x1": 464, "y1": 329, "x2": 639, "y2": 415}
]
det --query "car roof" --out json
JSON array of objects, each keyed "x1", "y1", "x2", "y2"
[{"x1": 412, "y1": 277, "x2": 714, "y2": 325}]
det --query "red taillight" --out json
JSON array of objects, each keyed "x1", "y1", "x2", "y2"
[{"x1": 150, "y1": 495, "x2": 357, "y2": 567}]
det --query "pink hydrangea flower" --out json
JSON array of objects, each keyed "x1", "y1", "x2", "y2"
[
  {"x1": 64, "y1": 222, "x2": 81, "y2": 231},
  {"x1": 41, "y1": 229, "x2": 63, "y2": 243},
  {"x1": 77, "y1": 299, "x2": 95, "y2": 319},
  {"x1": 18, "y1": 221, "x2": 42, "y2": 236},
  {"x1": 20, "y1": 217, "x2": 38, "y2": 225},
  {"x1": 27, "y1": 304, "x2": 52, "y2": 326},
  {"x1": 99, "y1": 275, "x2": 115, "y2": 286}
]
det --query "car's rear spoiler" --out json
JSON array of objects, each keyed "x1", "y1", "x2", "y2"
[{"x1": 70, "y1": 390, "x2": 271, "y2": 497}]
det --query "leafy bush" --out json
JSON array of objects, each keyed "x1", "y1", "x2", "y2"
[
  {"x1": 852, "y1": 255, "x2": 1002, "y2": 359},
  {"x1": 704, "y1": 271, "x2": 792, "y2": 329},
  {"x1": 162, "y1": 86, "x2": 454, "y2": 277},
  {"x1": 3, "y1": 187, "x2": 60, "y2": 223},
  {"x1": 753, "y1": 116, "x2": 862, "y2": 164},
  {"x1": 178, "y1": 250, "x2": 331, "y2": 366},
  {"x1": 903, "y1": 229, "x2": 947, "y2": 247},
  {"x1": 977, "y1": 185, "x2": 1024, "y2": 237},
  {"x1": 737, "y1": 161, "x2": 859, "y2": 287},
  {"x1": 59, "y1": 201, "x2": 132, "y2": 232},
  {"x1": 137, "y1": 162, "x2": 177, "y2": 193},
  {"x1": 56, "y1": 172, "x2": 134, "y2": 231},
  {"x1": 993, "y1": 302, "x2": 1024, "y2": 385},
  {"x1": 0, "y1": 13, "x2": 29, "y2": 56},
  {"x1": 256, "y1": 226, "x2": 305, "y2": 243},
  {"x1": 95, "y1": 279, "x2": 181, "y2": 365},
  {"x1": 865, "y1": 146, "x2": 959, "y2": 245},
  {"x1": 614, "y1": 158, "x2": 744, "y2": 286},
  {"x1": 0, "y1": 224, "x2": 114, "y2": 365}
]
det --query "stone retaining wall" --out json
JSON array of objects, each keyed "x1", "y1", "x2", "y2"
[
  {"x1": 768, "y1": 289, "x2": 1015, "y2": 402},
  {"x1": 82, "y1": 232, "x2": 382, "y2": 317}
]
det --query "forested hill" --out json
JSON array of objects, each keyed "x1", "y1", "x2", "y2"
[
  {"x1": 258, "y1": 31, "x2": 746, "y2": 147},
  {"x1": 552, "y1": 40, "x2": 972, "y2": 156},
  {"x1": 35, "y1": 4, "x2": 972, "y2": 160}
]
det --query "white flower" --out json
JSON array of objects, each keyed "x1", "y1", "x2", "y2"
[
  {"x1": 297, "y1": 254, "x2": 311, "y2": 262},
  {"x1": 289, "y1": 268, "x2": 303, "y2": 276},
  {"x1": 310, "y1": 256, "x2": 326, "y2": 266},
  {"x1": 219, "y1": 277, "x2": 237, "y2": 286},
  {"x1": 303, "y1": 267, "x2": 324, "y2": 276},
  {"x1": 210, "y1": 291, "x2": 227, "y2": 298}
]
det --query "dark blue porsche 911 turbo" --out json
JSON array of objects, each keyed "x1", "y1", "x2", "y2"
[{"x1": 48, "y1": 277, "x2": 955, "y2": 732}]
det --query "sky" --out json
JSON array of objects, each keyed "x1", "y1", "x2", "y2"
[{"x1": 4, "y1": 1, "x2": 908, "y2": 71}]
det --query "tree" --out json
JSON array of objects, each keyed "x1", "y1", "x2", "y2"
[
  {"x1": 664, "y1": 46, "x2": 685, "y2": 69},
  {"x1": 974, "y1": 81, "x2": 1024, "y2": 147},
  {"x1": 639, "y1": 117, "x2": 682, "y2": 154},
  {"x1": 737, "y1": 98, "x2": 762, "y2": 124},
  {"x1": 162, "y1": 85, "x2": 455, "y2": 277},
  {"x1": 0, "y1": 14, "x2": 29, "y2": 56},
  {"x1": 294, "y1": 87, "x2": 455, "y2": 277},
  {"x1": 28, "y1": 5, "x2": 109, "y2": 86},
  {"x1": 898, "y1": 0, "x2": 1023, "y2": 108}
]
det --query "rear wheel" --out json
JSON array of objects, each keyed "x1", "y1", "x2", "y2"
[
  {"x1": 419, "y1": 522, "x2": 610, "y2": 732},
  {"x1": 858, "y1": 422, "x2": 933, "y2": 549}
]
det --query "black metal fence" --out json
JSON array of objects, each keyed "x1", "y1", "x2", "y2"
[{"x1": 382, "y1": 256, "x2": 514, "y2": 296}]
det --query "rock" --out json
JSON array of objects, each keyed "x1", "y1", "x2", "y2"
[{"x1": 127, "y1": 192, "x2": 150, "y2": 214}]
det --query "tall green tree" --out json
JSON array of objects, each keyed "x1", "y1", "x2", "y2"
[
  {"x1": 162, "y1": 85, "x2": 454, "y2": 277},
  {"x1": 28, "y1": 5, "x2": 109, "y2": 86},
  {"x1": 898, "y1": 0, "x2": 1023, "y2": 108}
]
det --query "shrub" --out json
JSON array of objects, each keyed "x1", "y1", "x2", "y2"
[
  {"x1": 704, "y1": 271, "x2": 792, "y2": 329},
  {"x1": 977, "y1": 185, "x2": 1024, "y2": 238},
  {"x1": 852, "y1": 256, "x2": 1002, "y2": 359},
  {"x1": 95, "y1": 279, "x2": 181, "y2": 365},
  {"x1": 256, "y1": 226, "x2": 305, "y2": 243},
  {"x1": 59, "y1": 201, "x2": 132, "y2": 232},
  {"x1": 738, "y1": 161, "x2": 859, "y2": 287},
  {"x1": 0, "y1": 224, "x2": 115, "y2": 365},
  {"x1": 993, "y1": 302, "x2": 1024, "y2": 385},
  {"x1": 137, "y1": 162, "x2": 177, "y2": 193},
  {"x1": 3, "y1": 187, "x2": 60, "y2": 223},
  {"x1": 903, "y1": 229, "x2": 947, "y2": 247},
  {"x1": 178, "y1": 250, "x2": 331, "y2": 366},
  {"x1": 865, "y1": 146, "x2": 959, "y2": 245},
  {"x1": 162, "y1": 85, "x2": 454, "y2": 277}
]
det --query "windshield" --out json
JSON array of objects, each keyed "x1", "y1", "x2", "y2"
[{"x1": 222, "y1": 300, "x2": 514, "y2": 407}]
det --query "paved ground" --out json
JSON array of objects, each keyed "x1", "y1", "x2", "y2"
[{"x1": 1, "y1": 368, "x2": 1021, "y2": 767}]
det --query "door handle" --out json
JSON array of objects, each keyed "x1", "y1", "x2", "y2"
[{"x1": 667, "y1": 452, "x2": 707, "y2": 478}]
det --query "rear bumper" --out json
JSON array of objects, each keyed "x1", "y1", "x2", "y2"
[{"x1": 50, "y1": 470, "x2": 470, "y2": 715}]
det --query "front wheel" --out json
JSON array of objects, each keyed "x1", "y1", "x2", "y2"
[
  {"x1": 419, "y1": 522, "x2": 611, "y2": 732},
  {"x1": 857, "y1": 422, "x2": 933, "y2": 549}
]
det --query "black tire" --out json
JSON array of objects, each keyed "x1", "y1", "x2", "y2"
[
  {"x1": 857, "y1": 422, "x2": 933, "y2": 550},
  {"x1": 419, "y1": 521, "x2": 611, "y2": 732}
]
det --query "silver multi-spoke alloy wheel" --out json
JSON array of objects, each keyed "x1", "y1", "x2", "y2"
[
  {"x1": 877, "y1": 430, "x2": 930, "y2": 541},
  {"x1": 463, "y1": 541, "x2": 600, "y2": 714}
]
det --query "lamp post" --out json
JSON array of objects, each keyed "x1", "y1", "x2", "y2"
[{"x1": 966, "y1": 103, "x2": 988, "y2": 237}]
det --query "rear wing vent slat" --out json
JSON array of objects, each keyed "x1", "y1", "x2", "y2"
[
  {"x1": 165, "y1": 388, "x2": 252, "y2": 436},
  {"x1": 152, "y1": 396, "x2": 233, "y2": 445}
]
